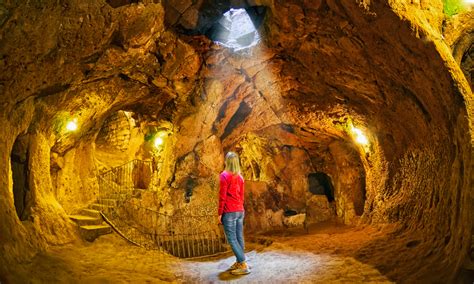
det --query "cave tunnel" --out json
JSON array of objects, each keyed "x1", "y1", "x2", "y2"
[
  {"x1": 308, "y1": 172, "x2": 335, "y2": 202},
  {"x1": 0, "y1": 0, "x2": 473, "y2": 283}
]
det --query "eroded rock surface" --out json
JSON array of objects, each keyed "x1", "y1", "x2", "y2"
[{"x1": 0, "y1": 0, "x2": 472, "y2": 283}]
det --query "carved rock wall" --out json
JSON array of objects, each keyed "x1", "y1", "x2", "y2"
[
  {"x1": 96, "y1": 111, "x2": 133, "y2": 152},
  {"x1": 0, "y1": 0, "x2": 472, "y2": 283}
]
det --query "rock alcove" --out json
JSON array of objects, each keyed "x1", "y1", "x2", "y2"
[{"x1": 0, "y1": 0, "x2": 473, "y2": 283}]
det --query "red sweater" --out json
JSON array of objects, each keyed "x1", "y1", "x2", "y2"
[{"x1": 218, "y1": 171, "x2": 245, "y2": 215}]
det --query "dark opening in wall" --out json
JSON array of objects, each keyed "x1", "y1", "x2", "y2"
[
  {"x1": 132, "y1": 162, "x2": 152, "y2": 189},
  {"x1": 461, "y1": 43, "x2": 473, "y2": 88},
  {"x1": 354, "y1": 175, "x2": 366, "y2": 216},
  {"x1": 11, "y1": 135, "x2": 30, "y2": 221},
  {"x1": 284, "y1": 209, "x2": 298, "y2": 217},
  {"x1": 184, "y1": 177, "x2": 197, "y2": 203},
  {"x1": 308, "y1": 172, "x2": 334, "y2": 202},
  {"x1": 106, "y1": 0, "x2": 139, "y2": 8},
  {"x1": 221, "y1": 101, "x2": 252, "y2": 140},
  {"x1": 251, "y1": 160, "x2": 260, "y2": 179}
]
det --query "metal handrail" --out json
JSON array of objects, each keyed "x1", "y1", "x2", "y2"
[
  {"x1": 96, "y1": 159, "x2": 227, "y2": 258},
  {"x1": 99, "y1": 159, "x2": 152, "y2": 176}
]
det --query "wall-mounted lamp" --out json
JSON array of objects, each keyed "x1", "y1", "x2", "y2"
[
  {"x1": 154, "y1": 136, "x2": 164, "y2": 148},
  {"x1": 65, "y1": 118, "x2": 78, "y2": 132},
  {"x1": 153, "y1": 131, "x2": 169, "y2": 148},
  {"x1": 351, "y1": 126, "x2": 369, "y2": 146}
]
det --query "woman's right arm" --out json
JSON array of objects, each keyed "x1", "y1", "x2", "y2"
[{"x1": 218, "y1": 174, "x2": 228, "y2": 216}]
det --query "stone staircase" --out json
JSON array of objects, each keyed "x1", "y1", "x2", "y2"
[
  {"x1": 69, "y1": 159, "x2": 148, "y2": 242},
  {"x1": 69, "y1": 207, "x2": 112, "y2": 241},
  {"x1": 68, "y1": 189, "x2": 139, "y2": 241}
]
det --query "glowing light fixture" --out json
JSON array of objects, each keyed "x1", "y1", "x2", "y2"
[
  {"x1": 351, "y1": 127, "x2": 369, "y2": 146},
  {"x1": 154, "y1": 136, "x2": 164, "y2": 147},
  {"x1": 464, "y1": 0, "x2": 474, "y2": 4},
  {"x1": 65, "y1": 118, "x2": 78, "y2": 132}
]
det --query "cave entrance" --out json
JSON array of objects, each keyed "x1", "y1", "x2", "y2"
[
  {"x1": 11, "y1": 136, "x2": 29, "y2": 221},
  {"x1": 308, "y1": 172, "x2": 334, "y2": 202}
]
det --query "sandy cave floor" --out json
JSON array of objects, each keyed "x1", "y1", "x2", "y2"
[{"x1": 9, "y1": 222, "x2": 396, "y2": 283}]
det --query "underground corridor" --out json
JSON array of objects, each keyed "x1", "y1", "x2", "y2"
[{"x1": 0, "y1": 0, "x2": 474, "y2": 283}]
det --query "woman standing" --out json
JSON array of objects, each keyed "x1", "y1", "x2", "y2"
[{"x1": 218, "y1": 151, "x2": 250, "y2": 275}]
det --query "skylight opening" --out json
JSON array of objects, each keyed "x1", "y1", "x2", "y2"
[{"x1": 210, "y1": 8, "x2": 263, "y2": 52}]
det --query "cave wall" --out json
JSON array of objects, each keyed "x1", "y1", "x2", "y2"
[
  {"x1": 329, "y1": 140, "x2": 365, "y2": 224},
  {"x1": 0, "y1": 1, "x2": 180, "y2": 278},
  {"x1": 0, "y1": 103, "x2": 78, "y2": 278},
  {"x1": 52, "y1": 141, "x2": 98, "y2": 214},
  {"x1": 0, "y1": 0, "x2": 472, "y2": 283},
  {"x1": 163, "y1": 1, "x2": 473, "y2": 281},
  {"x1": 444, "y1": 11, "x2": 474, "y2": 90},
  {"x1": 96, "y1": 110, "x2": 133, "y2": 152},
  {"x1": 0, "y1": 100, "x2": 38, "y2": 278}
]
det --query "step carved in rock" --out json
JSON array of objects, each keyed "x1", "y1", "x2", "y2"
[
  {"x1": 80, "y1": 208, "x2": 102, "y2": 219},
  {"x1": 90, "y1": 203, "x2": 114, "y2": 212},
  {"x1": 98, "y1": 198, "x2": 119, "y2": 207},
  {"x1": 69, "y1": 215, "x2": 103, "y2": 226},
  {"x1": 79, "y1": 225, "x2": 112, "y2": 242}
]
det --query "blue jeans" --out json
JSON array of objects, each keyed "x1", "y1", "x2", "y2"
[{"x1": 222, "y1": 211, "x2": 246, "y2": 263}]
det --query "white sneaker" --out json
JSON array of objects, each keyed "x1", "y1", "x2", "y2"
[{"x1": 230, "y1": 262, "x2": 251, "y2": 275}]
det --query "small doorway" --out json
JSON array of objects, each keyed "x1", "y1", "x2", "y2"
[
  {"x1": 11, "y1": 136, "x2": 30, "y2": 221},
  {"x1": 308, "y1": 172, "x2": 334, "y2": 202}
]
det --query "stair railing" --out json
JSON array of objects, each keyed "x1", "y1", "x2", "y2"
[{"x1": 97, "y1": 159, "x2": 228, "y2": 258}]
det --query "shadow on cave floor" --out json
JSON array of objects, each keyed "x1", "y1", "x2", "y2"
[
  {"x1": 5, "y1": 222, "x2": 395, "y2": 283},
  {"x1": 4, "y1": 235, "x2": 179, "y2": 283}
]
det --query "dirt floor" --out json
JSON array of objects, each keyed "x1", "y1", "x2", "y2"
[{"x1": 3, "y1": 222, "x2": 398, "y2": 283}]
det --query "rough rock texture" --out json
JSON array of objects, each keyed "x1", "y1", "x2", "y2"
[
  {"x1": 96, "y1": 111, "x2": 133, "y2": 151},
  {"x1": 0, "y1": 0, "x2": 473, "y2": 283},
  {"x1": 52, "y1": 141, "x2": 98, "y2": 214},
  {"x1": 307, "y1": 195, "x2": 336, "y2": 224},
  {"x1": 444, "y1": 11, "x2": 474, "y2": 89},
  {"x1": 389, "y1": 0, "x2": 445, "y2": 33}
]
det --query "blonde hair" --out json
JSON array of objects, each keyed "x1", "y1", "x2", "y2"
[{"x1": 225, "y1": 151, "x2": 241, "y2": 175}]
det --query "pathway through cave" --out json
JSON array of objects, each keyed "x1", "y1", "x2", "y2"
[
  {"x1": 1, "y1": 1, "x2": 472, "y2": 283},
  {"x1": 11, "y1": 222, "x2": 394, "y2": 283}
]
